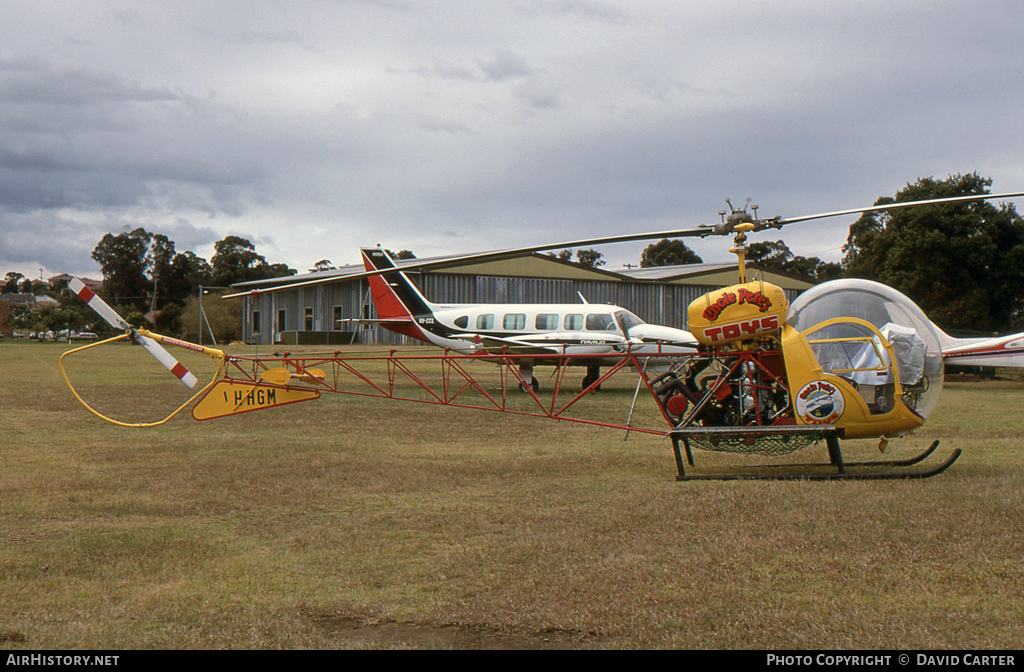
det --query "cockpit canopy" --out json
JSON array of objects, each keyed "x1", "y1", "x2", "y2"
[{"x1": 788, "y1": 278, "x2": 944, "y2": 420}]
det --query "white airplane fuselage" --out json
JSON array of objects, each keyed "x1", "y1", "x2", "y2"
[
  {"x1": 413, "y1": 301, "x2": 699, "y2": 357},
  {"x1": 360, "y1": 247, "x2": 698, "y2": 367}
]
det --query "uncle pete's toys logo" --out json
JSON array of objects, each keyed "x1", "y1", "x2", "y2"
[
  {"x1": 702, "y1": 287, "x2": 774, "y2": 322},
  {"x1": 795, "y1": 381, "x2": 845, "y2": 424}
]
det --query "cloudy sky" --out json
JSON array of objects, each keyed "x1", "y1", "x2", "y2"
[{"x1": 2, "y1": 0, "x2": 1023, "y2": 281}]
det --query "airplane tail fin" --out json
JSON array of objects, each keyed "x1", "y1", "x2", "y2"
[{"x1": 360, "y1": 247, "x2": 435, "y2": 341}]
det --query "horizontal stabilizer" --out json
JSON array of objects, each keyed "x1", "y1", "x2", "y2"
[{"x1": 337, "y1": 318, "x2": 418, "y2": 326}]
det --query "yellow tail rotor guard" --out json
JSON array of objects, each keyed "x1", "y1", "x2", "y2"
[{"x1": 58, "y1": 333, "x2": 227, "y2": 428}]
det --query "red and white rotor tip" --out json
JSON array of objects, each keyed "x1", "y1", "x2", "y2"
[{"x1": 70, "y1": 278, "x2": 199, "y2": 389}]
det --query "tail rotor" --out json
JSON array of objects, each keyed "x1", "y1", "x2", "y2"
[{"x1": 69, "y1": 278, "x2": 199, "y2": 389}]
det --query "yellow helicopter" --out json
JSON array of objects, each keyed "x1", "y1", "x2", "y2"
[
  {"x1": 61, "y1": 191, "x2": 1024, "y2": 481},
  {"x1": 656, "y1": 217, "x2": 947, "y2": 480}
]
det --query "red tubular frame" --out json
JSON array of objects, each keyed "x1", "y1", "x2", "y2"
[
  {"x1": 675, "y1": 346, "x2": 791, "y2": 429},
  {"x1": 218, "y1": 348, "x2": 678, "y2": 436}
]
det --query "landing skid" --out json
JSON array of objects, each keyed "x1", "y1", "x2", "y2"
[
  {"x1": 670, "y1": 432, "x2": 961, "y2": 481},
  {"x1": 765, "y1": 440, "x2": 942, "y2": 470}
]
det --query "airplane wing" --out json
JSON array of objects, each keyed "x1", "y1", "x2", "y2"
[
  {"x1": 447, "y1": 333, "x2": 562, "y2": 355},
  {"x1": 449, "y1": 332, "x2": 638, "y2": 355}
]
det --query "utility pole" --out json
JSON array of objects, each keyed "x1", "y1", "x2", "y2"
[{"x1": 198, "y1": 285, "x2": 229, "y2": 346}]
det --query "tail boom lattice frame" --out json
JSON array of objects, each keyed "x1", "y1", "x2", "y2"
[{"x1": 220, "y1": 348, "x2": 675, "y2": 436}]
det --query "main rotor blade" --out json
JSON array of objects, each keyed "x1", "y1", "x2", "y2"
[
  {"x1": 770, "y1": 191, "x2": 1024, "y2": 228},
  {"x1": 70, "y1": 278, "x2": 199, "y2": 389},
  {"x1": 222, "y1": 190, "x2": 1024, "y2": 299},
  {"x1": 223, "y1": 225, "x2": 715, "y2": 299}
]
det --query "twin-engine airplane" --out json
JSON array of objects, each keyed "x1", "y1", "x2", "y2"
[{"x1": 356, "y1": 246, "x2": 698, "y2": 390}]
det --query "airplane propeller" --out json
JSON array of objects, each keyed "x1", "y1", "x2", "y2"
[
  {"x1": 69, "y1": 278, "x2": 199, "y2": 389},
  {"x1": 222, "y1": 190, "x2": 1024, "y2": 299}
]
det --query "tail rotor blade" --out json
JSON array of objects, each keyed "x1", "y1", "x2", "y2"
[
  {"x1": 69, "y1": 278, "x2": 199, "y2": 389},
  {"x1": 69, "y1": 278, "x2": 131, "y2": 331},
  {"x1": 136, "y1": 333, "x2": 200, "y2": 389}
]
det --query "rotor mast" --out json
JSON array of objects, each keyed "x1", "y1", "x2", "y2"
[{"x1": 720, "y1": 198, "x2": 759, "y2": 283}]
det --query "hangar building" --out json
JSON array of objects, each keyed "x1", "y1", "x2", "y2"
[{"x1": 228, "y1": 252, "x2": 813, "y2": 346}]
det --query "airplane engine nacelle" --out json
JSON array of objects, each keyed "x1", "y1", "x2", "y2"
[{"x1": 688, "y1": 281, "x2": 790, "y2": 347}]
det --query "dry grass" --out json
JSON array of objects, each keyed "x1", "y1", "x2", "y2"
[{"x1": 2, "y1": 341, "x2": 1023, "y2": 649}]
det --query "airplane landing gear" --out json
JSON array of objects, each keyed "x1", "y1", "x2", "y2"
[{"x1": 518, "y1": 362, "x2": 540, "y2": 392}]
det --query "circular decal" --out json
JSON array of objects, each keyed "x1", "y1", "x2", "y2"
[{"x1": 795, "y1": 381, "x2": 845, "y2": 424}]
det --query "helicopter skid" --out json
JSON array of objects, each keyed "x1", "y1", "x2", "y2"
[{"x1": 670, "y1": 431, "x2": 961, "y2": 481}]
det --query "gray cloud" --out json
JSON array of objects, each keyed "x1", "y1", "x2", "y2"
[
  {"x1": 404, "y1": 50, "x2": 543, "y2": 84},
  {"x1": 517, "y1": 0, "x2": 631, "y2": 25},
  {"x1": 1, "y1": 0, "x2": 1022, "y2": 281},
  {"x1": 478, "y1": 50, "x2": 542, "y2": 82},
  {"x1": 0, "y1": 57, "x2": 179, "y2": 107}
]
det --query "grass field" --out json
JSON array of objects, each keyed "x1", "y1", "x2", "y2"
[{"x1": 2, "y1": 341, "x2": 1023, "y2": 649}]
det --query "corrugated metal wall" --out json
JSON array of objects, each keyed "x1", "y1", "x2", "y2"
[{"x1": 242, "y1": 272, "x2": 803, "y2": 346}]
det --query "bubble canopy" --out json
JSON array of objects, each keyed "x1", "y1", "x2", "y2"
[{"x1": 787, "y1": 278, "x2": 944, "y2": 420}]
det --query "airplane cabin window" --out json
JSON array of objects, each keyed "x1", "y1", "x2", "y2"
[
  {"x1": 477, "y1": 314, "x2": 494, "y2": 330},
  {"x1": 535, "y1": 313, "x2": 558, "y2": 330},
  {"x1": 454, "y1": 315, "x2": 469, "y2": 329},
  {"x1": 586, "y1": 313, "x2": 616, "y2": 331},
  {"x1": 564, "y1": 314, "x2": 583, "y2": 330},
  {"x1": 503, "y1": 313, "x2": 526, "y2": 330}
]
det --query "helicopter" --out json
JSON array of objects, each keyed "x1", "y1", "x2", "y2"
[{"x1": 62, "y1": 190, "x2": 1024, "y2": 480}]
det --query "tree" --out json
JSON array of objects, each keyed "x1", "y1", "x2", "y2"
[
  {"x1": 179, "y1": 290, "x2": 243, "y2": 343},
  {"x1": 91, "y1": 228, "x2": 152, "y2": 307},
  {"x1": 3, "y1": 272, "x2": 25, "y2": 294},
  {"x1": 210, "y1": 236, "x2": 263, "y2": 286},
  {"x1": 164, "y1": 251, "x2": 214, "y2": 304},
  {"x1": 548, "y1": 248, "x2": 605, "y2": 267},
  {"x1": 574, "y1": 249, "x2": 605, "y2": 268},
  {"x1": 310, "y1": 259, "x2": 336, "y2": 272},
  {"x1": 746, "y1": 240, "x2": 842, "y2": 283},
  {"x1": 640, "y1": 239, "x2": 703, "y2": 267},
  {"x1": 842, "y1": 173, "x2": 1024, "y2": 332},
  {"x1": 148, "y1": 233, "x2": 177, "y2": 312},
  {"x1": 210, "y1": 236, "x2": 297, "y2": 287}
]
